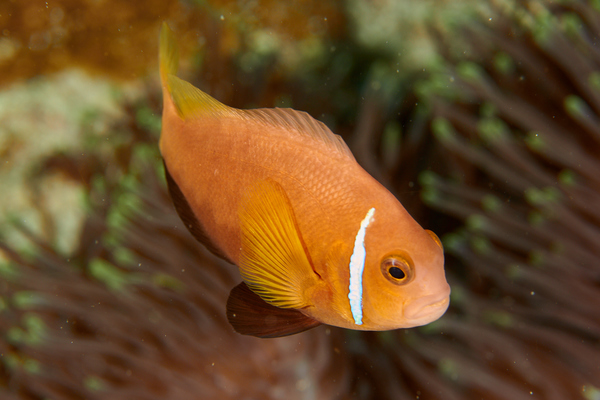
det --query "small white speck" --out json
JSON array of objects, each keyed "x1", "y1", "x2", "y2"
[{"x1": 220, "y1": 15, "x2": 225, "y2": 20}]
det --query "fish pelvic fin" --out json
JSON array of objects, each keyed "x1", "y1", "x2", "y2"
[
  {"x1": 227, "y1": 282, "x2": 321, "y2": 338},
  {"x1": 239, "y1": 179, "x2": 318, "y2": 310}
]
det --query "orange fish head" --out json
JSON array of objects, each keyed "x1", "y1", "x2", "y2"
[{"x1": 357, "y1": 224, "x2": 450, "y2": 331}]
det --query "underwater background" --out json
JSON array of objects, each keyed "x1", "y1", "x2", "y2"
[{"x1": 1, "y1": 0, "x2": 600, "y2": 399}]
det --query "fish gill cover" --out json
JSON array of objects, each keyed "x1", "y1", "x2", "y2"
[{"x1": 1, "y1": 0, "x2": 600, "y2": 399}]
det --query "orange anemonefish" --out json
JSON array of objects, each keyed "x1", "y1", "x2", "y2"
[{"x1": 158, "y1": 23, "x2": 450, "y2": 338}]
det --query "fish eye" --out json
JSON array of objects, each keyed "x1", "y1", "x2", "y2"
[
  {"x1": 425, "y1": 230, "x2": 443, "y2": 250},
  {"x1": 380, "y1": 254, "x2": 413, "y2": 285}
]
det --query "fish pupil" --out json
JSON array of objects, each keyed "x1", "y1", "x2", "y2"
[{"x1": 389, "y1": 266, "x2": 405, "y2": 280}]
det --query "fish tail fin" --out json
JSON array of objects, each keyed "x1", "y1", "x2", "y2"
[
  {"x1": 158, "y1": 22, "x2": 232, "y2": 120},
  {"x1": 167, "y1": 75, "x2": 232, "y2": 119},
  {"x1": 159, "y1": 22, "x2": 179, "y2": 93}
]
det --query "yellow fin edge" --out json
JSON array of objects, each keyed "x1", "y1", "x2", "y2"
[
  {"x1": 159, "y1": 23, "x2": 179, "y2": 91},
  {"x1": 159, "y1": 23, "x2": 356, "y2": 162},
  {"x1": 159, "y1": 22, "x2": 231, "y2": 120},
  {"x1": 167, "y1": 75, "x2": 231, "y2": 119}
]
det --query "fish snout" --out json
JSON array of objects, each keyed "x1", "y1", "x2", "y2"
[{"x1": 403, "y1": 287, "x2": 451, "y2": 322}]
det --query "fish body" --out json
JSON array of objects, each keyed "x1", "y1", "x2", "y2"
[{"x1": 159, "y1": 23, "x2": 450, "y2": 337}]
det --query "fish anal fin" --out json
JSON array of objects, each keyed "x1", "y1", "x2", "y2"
[
  {"x1": 227, "y1": 282, "x2": 321, "y2": 338},
  {"x1": 163, "y1": 161, "x2": 232, "y2": 263},
  {"x1": 239, "y1": 179, "x2": 317, "y2": 309}
]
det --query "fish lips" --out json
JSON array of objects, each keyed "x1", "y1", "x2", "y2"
[{"x1": 403, "y1": 286, "x2": 451, "y2": 324}]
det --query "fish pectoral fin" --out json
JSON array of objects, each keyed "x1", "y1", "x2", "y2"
[
  {"x1": 227, "y1": 282, "x2": 321, "y2": 338},
  {"x1": 239, "y1": 178, "x2": 317, "y2": 309}
]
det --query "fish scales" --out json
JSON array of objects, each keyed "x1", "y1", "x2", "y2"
[{"x1": 162, "y1": 111, "x2": 382, "y2": 264}]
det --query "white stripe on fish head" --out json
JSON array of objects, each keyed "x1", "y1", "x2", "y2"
[{"x1": 348, "y1": 207, "x2": 376, "y2": 325}]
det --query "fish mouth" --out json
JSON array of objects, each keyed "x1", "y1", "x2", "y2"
[{"x1": 404, "y1": 289, "x2": 451, "y2": 322}]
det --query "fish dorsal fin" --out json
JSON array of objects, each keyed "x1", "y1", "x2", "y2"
[
  {"x1": 238, "y1": 178, "x2": 318, "y2": 309},
  {"x1": 242, "y1": 108, "x2": 356, "y2": 161},
  {"x1": 227, "y1": 282, "x2": 321, "y2": 338},
  {"x1": 166, "y1": 82, "x2": 355, "y2": 161}
]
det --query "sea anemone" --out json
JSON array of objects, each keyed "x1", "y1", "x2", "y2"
[
  {"x1": 4, "y1": 1, "x2": 600, "y2": 399},
  {"x1": 0, "y1": 122, "x2": 349, "y2": 399},
  {"x1": 412, "y1": 0, "x2": 600, "y2": 398}
]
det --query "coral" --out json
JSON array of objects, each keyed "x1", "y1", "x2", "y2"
[
  {"x1": 0, "y1": 0, "x2": 346, "y2": 86},
  {"x1": 0, "y1": 71, "x2": 142, "y2": 254}
]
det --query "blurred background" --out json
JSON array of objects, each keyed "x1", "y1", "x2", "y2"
[{"x1": 1, "y1": 0, "x2": 600, "y2": 399}]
